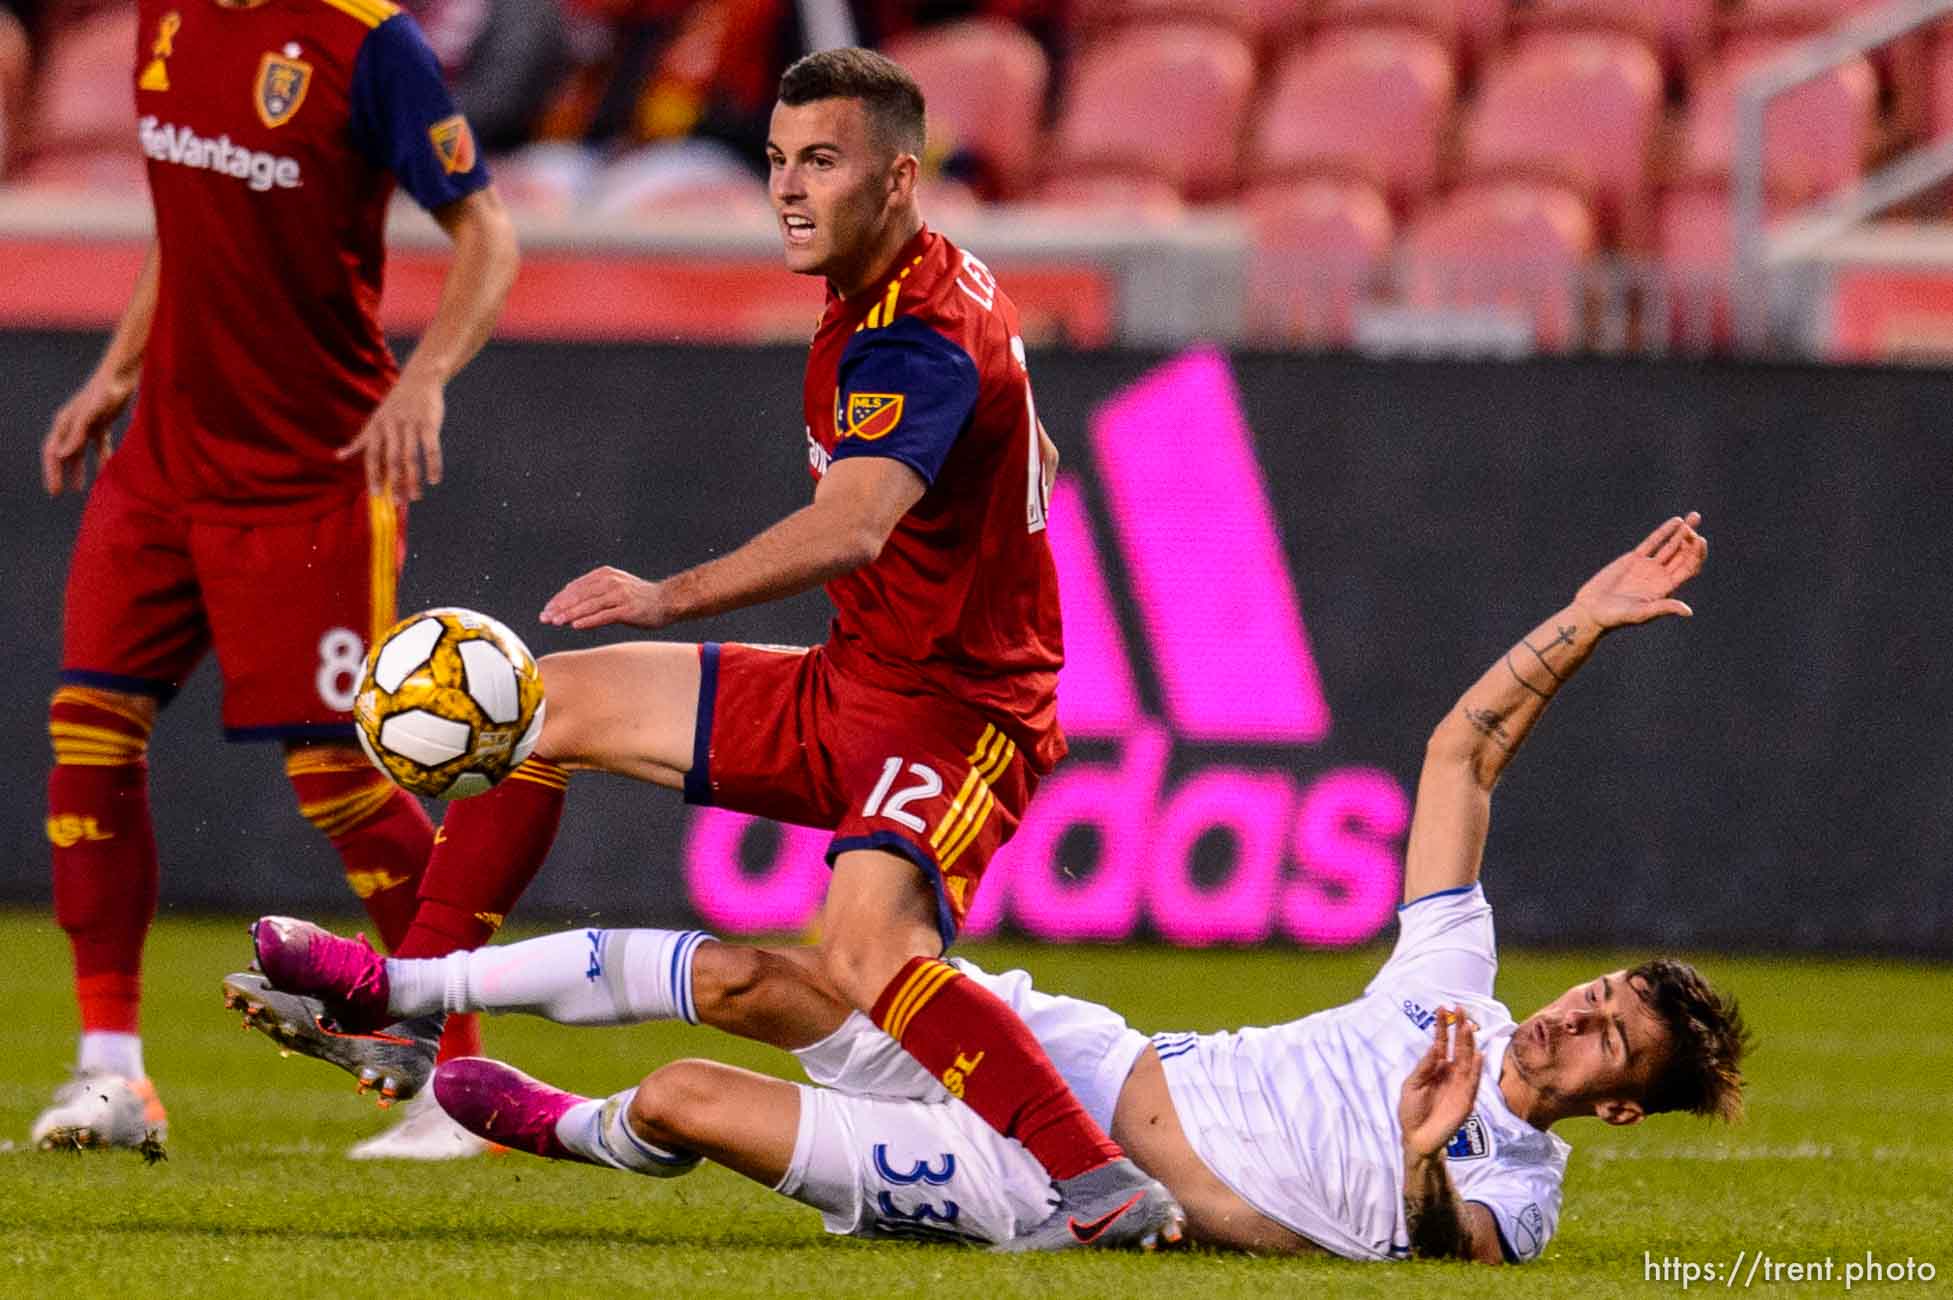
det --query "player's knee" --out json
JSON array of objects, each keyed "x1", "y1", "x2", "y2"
[
  {"x1": 530, "y1": 651, "x2": 602, "y2": 762},
  {"x1": 817, "y1": 937, "x2": 914, "y2": 1012},
  {"x1": 629, "y1": 1059, "x2": 721, "y2": 1148}
]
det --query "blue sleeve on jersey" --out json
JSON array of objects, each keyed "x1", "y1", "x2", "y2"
[
  {"x1": 830, "y1": 316, "x2": 980, "y2": 486},
  {"x1": 348, "y1": 14, "x2": 490, "y2": 213}
]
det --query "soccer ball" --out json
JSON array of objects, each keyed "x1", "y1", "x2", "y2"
[{"x1": 354, "y1": 608, "x2": 546, "y2": 799}]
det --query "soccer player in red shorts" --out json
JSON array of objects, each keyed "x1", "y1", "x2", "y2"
[
  {"x1": 245, "y1": 47, "x2": 1183, "y2": 1247},
  {"x1": 30, "y1": 0, "x2": 517, "y2": 1157}
]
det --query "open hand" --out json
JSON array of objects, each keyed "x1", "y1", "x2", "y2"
[
  {"x1": 541, "y1": 566, "x2": 670, "y2": 630},
  {"x1": 42, "y1": 371, "x2": 136, "y2": 495},
  {"x1": 1399, "y1": 1007, "x2": 1482, "y2": 1159},
  {"x1": 340, "y1": 372, "x2": 444, "y2": 503},
  {"x1": 1573, "y1": 512, "x2": 1707, "y2": 631}
]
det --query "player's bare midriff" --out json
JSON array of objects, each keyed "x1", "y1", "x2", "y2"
[{"x1": 1111, "y1": 1046, "x2": 1321, "y2": 1254}]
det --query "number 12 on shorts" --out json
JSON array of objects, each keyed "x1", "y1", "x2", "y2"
[{"x1": 862, "y1": 757, "x2": 943, "y2": 833}]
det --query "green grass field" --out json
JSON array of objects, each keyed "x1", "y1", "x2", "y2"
[{"x1": 1, "y1": 911, "x2": 1948, "y2": 1299}]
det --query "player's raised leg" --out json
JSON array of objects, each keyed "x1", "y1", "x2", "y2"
[
  {"x1": 821, "y1": 849, "x2": 1180, "y2": 1252},
  {"x1": 242, "y1": 919, "x2": 849, "y2": 1053}
]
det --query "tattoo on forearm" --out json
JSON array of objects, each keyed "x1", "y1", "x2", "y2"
[
  {"x1": 1462, "y1": 706, "x2": 1511, "y2": 750},
  {"x1": 1521, "y1": 637, "x2": 1567, "y2": 683},
  {"x1": 1504, "y1": 652, "x2": 1552, "y2": 699}
]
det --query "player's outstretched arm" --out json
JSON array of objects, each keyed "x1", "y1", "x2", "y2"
[
  {"x1": 42, "y1": 242, "x2": 159, "y2": 495},
  {"x1": 540, "y1": 455, "x2": 925, "y2": 630},
  {"x1": 340, "y1": 186, "x2": 519, "y2": 503},
  {"x1": 1399, "y1": 512, "x2": 1707, "y2": 904}
]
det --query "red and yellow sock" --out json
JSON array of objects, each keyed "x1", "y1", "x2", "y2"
[
  {"x1": 873, "y1": 956, "x2": 1123, "y2": 1181},
  {"x1": 286, "y1": 745, "x2": 432, "y2": 951},
  {"x1": 396, "y1": 756, "x2": 569, "y2": 959},
  {"x1": 48, "y1": 687, "x2": 159, "y2": 1036},
  {"x1": 287, "y1": 744, "x2": 480, "y2": 1057}
]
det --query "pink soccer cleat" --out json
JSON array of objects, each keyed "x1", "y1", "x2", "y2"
[
  {"x1": 251, "y1": 915, "x2": 392, "y2": 1032},
  {"x1": 431, "y1": 1058, "x2": 593, "y2": 1164}
]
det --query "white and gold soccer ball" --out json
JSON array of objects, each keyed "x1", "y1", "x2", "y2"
[{"x1": 354, "y1": 608, "x2": 546, "y2": 800}]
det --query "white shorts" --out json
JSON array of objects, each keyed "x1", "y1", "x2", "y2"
[
  {"x1": 791, "y1": 959, "x2": 1151, "y2": 1132},
  {"x1": 776, "y1": 1084, "x2": 1055, "y2": 1244}
]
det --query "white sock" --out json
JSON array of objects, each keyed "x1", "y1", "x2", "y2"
[
  {"x1": 77, "y1": 1032, "x2": 143, "y2": 1080},
  {"x1": 555, "y1": 1088, "x2": 697, "y2": 1177},
  {"x1": 383, "y1": 928, "x2": 714, "y2": 1026}
]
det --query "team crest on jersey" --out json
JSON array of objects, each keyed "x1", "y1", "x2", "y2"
[
  {"x1": 429, "y1": 115, "x2": 477, "y2": 174},
  {"x1": 254, "y1": 52, "x2": 312, "y2": 128},
  {"x1": 842, "y1": 392, "x2": 905, "y2": 441},
  {"x1": 1444, "y1": 1114, "x2": 1490, "y2": 1161}
]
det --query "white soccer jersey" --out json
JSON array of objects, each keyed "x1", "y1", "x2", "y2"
[{"x1": 1155, "y1": 884, "x2": 1569, "y2": 1261}]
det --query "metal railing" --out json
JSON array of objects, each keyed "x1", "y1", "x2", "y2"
[{"x1": 1732, "y1": 0, "x2": 1953, "y2": 352}]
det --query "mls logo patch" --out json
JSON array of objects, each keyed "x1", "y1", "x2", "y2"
[
  {"x1": 1514, "y1": 1202, "x2": 1545, "y2": 1257},
  {"x1": 254, "y1": 52, "x2": 312, "y2": 128},
  {"x1": 843, "y1": 392, "x2": 905, "y2": 441},
  {"x1": 1444, "y1": 1114, "x2": 1490, "y2": 1161},
  {"x1": 429, "y1": 115, "x2": 477, "y2": 175}
]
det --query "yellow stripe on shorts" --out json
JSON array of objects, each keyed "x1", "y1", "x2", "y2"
[{"x1": 367, "y1": 493, "x2": 398, "y2": 647}]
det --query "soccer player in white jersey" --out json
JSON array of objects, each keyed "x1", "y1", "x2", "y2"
[{"x1": 234, "y1": 512, "x2": 1748, "y2": 1258}]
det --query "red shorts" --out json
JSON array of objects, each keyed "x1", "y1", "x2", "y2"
[
  {"x1": 686, "y1": 643, "x2": 1042, "y2": 948},
  {"x1": 60, "y1": 468, "x2": 403, "y2": 740}
]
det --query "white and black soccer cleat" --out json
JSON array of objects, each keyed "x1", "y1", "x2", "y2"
[
  {"x1": 222, "y1": 970, "x2": 443, "y2": 1105},
  {"x1": 344, "y1": 1088, "x2": 491, "y2": 1161},
  {"x1": 30, "y1": 1072, "x2": 167, "y2": 1155}
]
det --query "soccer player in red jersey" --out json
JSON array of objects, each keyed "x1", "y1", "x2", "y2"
[
  {"x1": 244, "y1": 46, "x2": 1183, "y2": 1247},
  {"x1": 30, "y1": 0, "x2": 518, "y2": 1157}
]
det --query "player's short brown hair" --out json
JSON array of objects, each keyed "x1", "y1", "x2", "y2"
[
  {"x1": 1629, "y1": 959, "x2": 1751, "y2": 1123},
  {"x1": 778, "y1": 47, "x2": 927, "y2": 159}
]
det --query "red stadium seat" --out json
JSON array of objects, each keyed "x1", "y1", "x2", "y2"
[
  {"x1": 1509, "y1": 0, "x2": 1717, "y2": 76},
  {"x1": 487, "y1": 143, "x2": 597, "y2": 219},
  {"x1": 588, "y1": 145, "x2": 774, "y2": 225},
  {"x1": 1722, "y1": 0, "x2": 1882, "y2": 40},
  {"x1": 1460, "y1": 0, "x2": 1507, "y2": 69},
  {"x1": 1655, "y1": 184, "x2": 1735, "y2": 349},
  {"x1": 1052, "y1": 24, "x2": 1256, "y2": 200},
  {"x1": 28, "y1": 6, "x2": 140, "y2": 156},
  {"x1": 1243, "y1": 176, "x2": 1394, "y2": 346},
  {"x1": 1931, "y1": 28, "x2": 1953, "y2": 139},
  {"x1": 1679, "y1": 39, "x2": 1876, "y2": 200},
  {"x1": 1509, "y1": 0, "x2": 1664, "y2": 51},
  {"x1": 1028, "y1": 170, "x2": 1188, "y2": 219},
  {"x1": 1401, "y1": 180, "x2": 1598, "y2": 352},
  {"x1": 1461, "y1": 33, "x2": 1664, "y2": 245},
  {"x1": 1070, "y1": 0, "x2": 1283, "y2": 45},
  {"x1": 884, "y1": 18, "x2": 1050, "y2": 199},
  {"x1": 1655, "y1": 183, "x2": 1800, "y2": 349},
  {"x1": 1249, "y1": 28, "x2": 1455, "y2": 215},
  {"x1": 1313, "y1": 0, "x2": 1461, "y2": 51}
]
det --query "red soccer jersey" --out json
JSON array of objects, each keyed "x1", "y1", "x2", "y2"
[
  {"x1": 803, "y1": 226, "x2": 1066, "y2": 773},
  {"x1": 122, "y1": 0, "x2": 487, "y2": 521}
]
